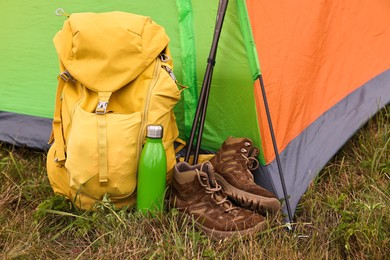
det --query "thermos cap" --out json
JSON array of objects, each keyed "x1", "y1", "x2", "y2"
[{"x1": 146, "y1": 124, "x2": 163, "y2": 138}]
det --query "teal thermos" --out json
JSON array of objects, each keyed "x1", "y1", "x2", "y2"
[{"x1": 137, "y1": 124, "x2": 167, "y2": 214}]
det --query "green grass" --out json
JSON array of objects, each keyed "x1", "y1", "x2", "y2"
[{"x1": 1, "y1": 106, "x2": 389, "y2": 259}]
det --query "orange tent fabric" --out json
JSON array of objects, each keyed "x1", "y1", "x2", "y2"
[{"x1": 248, "y1": 0, "x2": 390, "y2": 163}]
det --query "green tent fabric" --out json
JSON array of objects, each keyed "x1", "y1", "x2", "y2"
[
  {"x1": 0, "y1": 0, "x2": 261, "y2": 155},
  {"x1": 1, "y1": 0, "x2": 389, "y2": 217}
]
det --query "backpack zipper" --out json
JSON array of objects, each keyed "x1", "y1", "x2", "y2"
[{"x1": 137, "y1": 58, "x2": 161, "y2": 163}]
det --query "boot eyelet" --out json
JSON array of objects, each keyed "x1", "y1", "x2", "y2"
[
  {"x1": 241, "y1": 148, "x2": 247, "y2": 153},
  {"x1": 244, "y1": 142, "x2": 251, "y2": 147}
]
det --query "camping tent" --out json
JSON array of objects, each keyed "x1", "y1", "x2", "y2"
[{"x1": 1, "y1": 0, "x2": 389, "y2": 219}]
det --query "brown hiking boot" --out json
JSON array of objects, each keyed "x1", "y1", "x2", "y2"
[
  {"x1": 169, "y1": 161, "x2": 267, "y2": 240},
  {"x1": 209, "y1": 137, "x2": 281, "y2": 213}
]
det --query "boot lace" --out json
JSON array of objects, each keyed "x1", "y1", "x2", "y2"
[
  {"x1": 241, "y1": 147, "x2": 260, "y2": 181},
  {"x1": 195, "y1": 168, "x2": 237, "y2": 213}
]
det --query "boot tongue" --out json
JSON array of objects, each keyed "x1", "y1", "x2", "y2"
[
  {"x1": 248, "y1": 147, "x2": 259, "y2": 158},
  {"x1": 201, "y1": 162, "x2": 239, "y2": 212},
  {"x1": 200, "y1": 162, "x2": 217, "y2": 187},
  {"x1": 246, "y1": 147, "x2": 260, "y2": 171}
]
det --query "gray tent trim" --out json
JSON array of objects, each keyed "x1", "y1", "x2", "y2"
[
  {"x1": 256, "y1": 69, "x2": 390, "y2": 216},
  {"x1": 0, "y1": 112, "x2": 51, "y2": 150}
]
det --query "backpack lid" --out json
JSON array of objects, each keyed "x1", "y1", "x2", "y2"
[{"x1": 53, "y1": 12, "x2": 169, "y2": 92}]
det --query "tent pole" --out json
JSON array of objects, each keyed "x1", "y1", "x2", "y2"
[
  {"x1": 184, "y1": 67, "x2": 207, "y2": 163},
  {"x1": 257, "y1": 74, "x2": 294, "y2": 228},
  {"x1": 185, "y1": 0, "x2": 229, "y2": 164},
  {"x1": 192, "y1": 69, "x2": 214, "y2": 164}
]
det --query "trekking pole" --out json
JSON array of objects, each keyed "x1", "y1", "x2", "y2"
[
  {"x1": 185, "y1": 0, "x2": 229, "y2": 164},
  {"x1": 257, "y1": 74, "x2": 294, "y2": 228}
]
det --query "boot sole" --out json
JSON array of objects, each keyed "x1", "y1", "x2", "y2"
[
  {"x1": 214, "y1": 172, "x2": 281, "y2": 213},
  {"x1": 179, "y1": 212, "x2": 267, "y2": 240},
  {"x1": 170, "y1": 203, "x2": 268, "y2": 240},
  {"x1": 197, "y1": 219, "x2": 267, "y2": 240}
]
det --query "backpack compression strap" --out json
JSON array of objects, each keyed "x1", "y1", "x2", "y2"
[{"x1": 96, "y1": 91, "x2": 112, "y2": 183}]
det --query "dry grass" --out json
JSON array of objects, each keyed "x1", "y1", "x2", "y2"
[{"x1": 0, "y1": 106, "x2": 388, "y2": 259}]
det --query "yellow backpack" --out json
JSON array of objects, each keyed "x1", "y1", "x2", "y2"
[{"x1": 46, "y1": 11, "x2": 182, "y2": 210}]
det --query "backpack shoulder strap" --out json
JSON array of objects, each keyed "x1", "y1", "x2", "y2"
[{"x1": 49, "y1": 71, "x2": 71, "y2": 163}]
